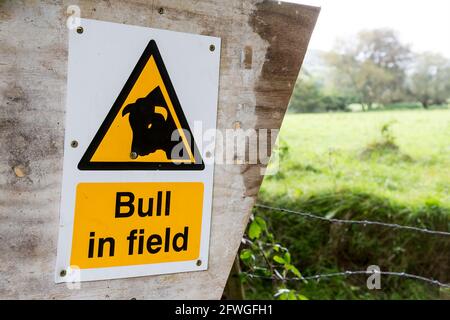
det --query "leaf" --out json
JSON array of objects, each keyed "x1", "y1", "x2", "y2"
[
  {"x1": 254, "y1": 216, "x2": 267, "y2": 231},
  {"x1": 248, "y1": 220, "x2": 262, "y2": 240},
  {"x1": 286, "y1": 264, "x2": 302, "y2": 278},
  {"x1": 278, "y1": 293, "x2": 289, "y2": 300},
  {"x1": 284, "y1": 252, "x2": 291, "y2": 264},
  {"x1": 239, "y1": 249, "x2": 253, "y2": 262},
  {"x1": 288, "y1": 291, "x2": 297, "y2": 300},
  {"x1": 273, "y1": 255, "x2": 286, "y2": 264},
  {"x1": 297, "y1": 294, "x2": 309, "y2": 300}
]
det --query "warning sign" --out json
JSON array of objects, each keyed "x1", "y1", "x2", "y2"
[
  {"x1": 78, "y1": 40, "x2": 204, "y2": 170},
  {"x1": 71, "y1": 182, "x2": 203, "y2": 269},
  {"x1": 55, "y1": 18, "x2": 220, "y2": 282}
]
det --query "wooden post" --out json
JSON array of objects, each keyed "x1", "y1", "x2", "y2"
[
  {"x1": 222, "y1": 256, "x2": 245, "y2": 300},
  {"x1": 0, "y1": 0, "x2": 319, "y2": 299}
]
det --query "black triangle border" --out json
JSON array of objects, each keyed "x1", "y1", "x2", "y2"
[{"x1": 78, "y1": 40, "x2": 205, "y2": 171}]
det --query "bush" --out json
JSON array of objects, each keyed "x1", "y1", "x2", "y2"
[{"x1": 288, "y1": 73, "x2": 356, "y2": 113}]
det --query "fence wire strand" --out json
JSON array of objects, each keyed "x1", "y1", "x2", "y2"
[
  {"x1": 243, "y1": 204, "x2": 450, "y2": 290},
  {"x1": 255, "y1": 204, "x2": 450, "y2": 236},
  {"x1": 242, "y1": 271, "x2": 450, "y2": 289}
]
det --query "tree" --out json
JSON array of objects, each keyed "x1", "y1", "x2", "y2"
[
  {"x1": 288, "y1": 70, "x2": 355, "y2": 113},
  {"x1": 409, "y1": 52, "x2": 450, "y2": 108},
  {"x1": 288, "y1": 71, "x2": 326, "y2": 113},
  {"x1": 325, "y1": 28, "x2": 411, "y2": 109}
]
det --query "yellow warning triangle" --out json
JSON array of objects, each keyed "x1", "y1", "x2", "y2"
[{"x1": 78, "y1": 40, "x2": 204, "y2": 170}]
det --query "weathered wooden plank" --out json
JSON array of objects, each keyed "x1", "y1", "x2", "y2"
[{"x1": 0, "y1": 0, "x2": 319, "y2": 299}]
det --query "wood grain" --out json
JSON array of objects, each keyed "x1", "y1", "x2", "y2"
[{"x1": 0, "y1": 0, "x2": 318, "y2": 299}]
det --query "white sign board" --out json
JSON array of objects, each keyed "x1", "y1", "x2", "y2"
[{"x1": 55, "y1": 19, "x2": 220, "y2": 283}]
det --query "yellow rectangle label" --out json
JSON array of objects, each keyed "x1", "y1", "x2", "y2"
[{"x1": 71, "y1": 182, "x2": 204, "y2": 269}]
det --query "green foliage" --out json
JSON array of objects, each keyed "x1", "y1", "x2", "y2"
[
  {"x1": 360, "y1": 121, "x2": 409, "y2": 160},
  {"x1": 248, "y1": 216, "x2": 266, "y2": 240},
  {"x1": 409, "y1": 52, "x2": 450, "y2": 108},
  {"x1": 297, "y1": 28, "x2": 450, "y2": 112},
  {"x1": 382, "y1": 103, "x2": 449, "y2": 111},
  {"x1": 243, "y1": 110, "x2": 450, "y2": 300},
  {"x1": 288, "y1": 71, "x2": 356, "y2": 113},
  {"x1": 252, "y1": 191, "x2": 450, "y2": 300},
  {"x1": 266, "y1": 138, "x2": 290, "y2": 180},
  {"x1": 325, "y1": 28, "x2": 412, "y2": 108},
  {"x1": 264, "y1": 110, "x2": 450, "y2": 206},
  {"x1": 240, "y1": 214, "x2": 308, "y2": 300}
]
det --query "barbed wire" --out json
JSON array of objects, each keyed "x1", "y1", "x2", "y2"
[
  {"x1": 242, "y1": 271, "x2": 450, "y2": 288},
  {"x1": 255, "y1": 204, "x2": 450, "y2": 236},
  {"x1": 241, "y1": 238, "x2": 450, "y2": 288}
]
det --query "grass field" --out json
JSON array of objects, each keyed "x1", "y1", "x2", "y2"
[
  {"x1": 247, "y1": 109, "x2": 450, "y2": 300},
  {"x1": 262, "y1": 109, "x2": 450, "y2": 208}
]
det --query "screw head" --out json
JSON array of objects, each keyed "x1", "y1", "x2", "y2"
[
  {"x1": 71, "y1": 140, "x2": 78, "y2": 148},
  {"x1": 60, "y1": 269, "x2": 67, "y2": 277},
  {"x1": 158, "y1": 7, "x2": 164, "y2": 14},
  {"x1": 130, "y1": 152, "x2": 138, "y2": 159},
  {"x1": 76, "y1": 26, "x2": 83, "y2": 34},
  {"x1": 196, "y1": 259, "x2": 202, "y2": 266},
  {"x1": 209, "y1": 44, "x2": 215, "y2": 52},
  {"x1": 205, "y1": 151, "x2": 212, "y2": 158}
]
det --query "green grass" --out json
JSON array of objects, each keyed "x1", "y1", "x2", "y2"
[
  {"x1": 262, "y1": 110, "x2": 450, "y2": 208},
  {"x1": 246, "y1": 109, "x2": 450, "y2": 300}
]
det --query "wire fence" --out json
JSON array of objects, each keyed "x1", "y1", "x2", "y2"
[
  {"x1": 240, "y1": 203, "x2": 450, "y2": 291},
  {"x1": 242, "y1": 271, "x2": 450, "y2": 289},
  {"x1": 255, "y1": 204, "x2": 450, "y2": 236}
]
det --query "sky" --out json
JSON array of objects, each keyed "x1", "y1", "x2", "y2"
[{"x1": 284, "y1": 0, "x2": 450, "y2": 58}]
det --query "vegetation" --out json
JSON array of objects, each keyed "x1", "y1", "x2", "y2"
[
  {"x1": 239, "y1": 110, "x2": 450, "y2": 300},
  {"x1": 231, "y1": 28, "x2": 450, "y2": 300},
  {"x1": 409, "y1": 52, "x2": 450, "y2": 108},
  {"x1": 289, "y1": 29, "x2": 450, "y2": 113}
]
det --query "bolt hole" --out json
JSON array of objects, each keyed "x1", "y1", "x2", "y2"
[
  {"x1": 76, "y1": 26, "x2": 84, "y2": 34},
  {"x1": 196, "y1": 259, "x2": 202, "y2": 266},
  {"x1": 209, "y1": 44, "x2": 215, "y2": 52},
  {"x1": 130, "y1": 152, "x2": 138, "y2": 159},
  {"x1": 158, "y1": 7, "x2": 164, "y2": 14},
  {"x1": 205, "y1": 151, "x2": 212, "y2": 158},
  {"x1": 71, "y1": 140, "x2": 78, "y2": 148},
  {"x1": 60, "y1": 270, "x2": 67, "y2": 277}
]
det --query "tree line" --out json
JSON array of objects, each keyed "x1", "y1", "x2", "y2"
[{"x1": 289, "y1": 29, "x2": 450, "y2": 113}]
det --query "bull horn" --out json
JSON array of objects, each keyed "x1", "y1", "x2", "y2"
[
  {"x1": 122, "y1": 104, "x2": 132, "y2": 116},
  {"x1": 154, "y1": 106, "x2": 168, "y2": 121}
]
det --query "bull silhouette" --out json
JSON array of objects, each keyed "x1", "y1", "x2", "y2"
[{"x1": 122, "y1": 86, "x2": 180, "y2": 158}]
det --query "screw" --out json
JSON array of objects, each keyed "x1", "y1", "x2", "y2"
[
  {"x1": 196, "y1": 259, "x2": 202, "y2": 266},
  {"x1": 158, "y1": 7, "x2": 164, "y2": 14},
  {"x1": 71, "y1": 140, "x2": 78, "y2": 148},
  {"x1": 209, "y1": 44, "x2": 215, "y2": 52},
  {"x1": 130, "y1": 152, "x2": 138, "y2": 159},
  {"x1": 60, "y1": 269, "x2": 67, "y2": 277},
  {"x1": 76, "y1": 26, "x2": 84, "y2": 34},
  {"x1": 205, "y1": 151, "x2": 212, "y2": 158}
]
